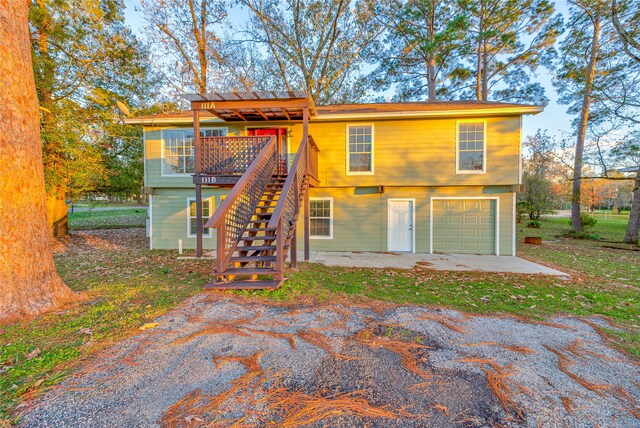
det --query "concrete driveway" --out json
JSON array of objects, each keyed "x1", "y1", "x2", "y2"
[
  {"x1": 20, "y1": 294, "x2": 639, "y2": 427},
  {"x1": 301, "y1": 251, "x2": 568, "y2": 277}
]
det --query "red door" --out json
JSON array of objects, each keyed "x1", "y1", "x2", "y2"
[{"x1": 247, "y1": 128, "x2": 288, "y2": 172}]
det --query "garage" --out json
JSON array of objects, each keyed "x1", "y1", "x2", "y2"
[{"x1": 431, "y1": 198, "x2": 498, "y2": 255}]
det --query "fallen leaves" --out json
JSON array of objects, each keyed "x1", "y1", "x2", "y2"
[{"x1": 139, "y1": 323, "x2": 160, "y2": 331}]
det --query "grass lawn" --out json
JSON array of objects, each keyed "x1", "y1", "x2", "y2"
[
  {"x1": 69, "y1": 208, "x2": 147, "y2": 230},
  {"x1": 1, "y1": 212, "x2": 639, "y2": 422}
]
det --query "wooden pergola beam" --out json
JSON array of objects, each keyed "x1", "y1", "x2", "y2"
[
  {"x1": 192, "y1": 99, "x2": 310, "y2": 111},
  {"x1": 256, "y1": 109, "x2": 270, "y2": 121},
  {"x1": 231, "y1": 109, "x2": 247, "y2": 121}
]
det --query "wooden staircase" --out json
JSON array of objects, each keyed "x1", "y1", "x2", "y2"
[{"x1": 204, "y1": 134, "x2": 318, "y2": 290}]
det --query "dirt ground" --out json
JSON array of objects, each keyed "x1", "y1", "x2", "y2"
[{"x1": 19, "y1": 292, "x2": 640, "y2": 427}]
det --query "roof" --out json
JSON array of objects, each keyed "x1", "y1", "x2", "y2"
[
  {"x1": 183, "y1": 90, "x2": 315, "y2": 122},
  {"x1": 125, "y1": 100, "x2": 543, "y2": 125},
  {"x1": 617, "y1": 166, "x2": 640, "y2": 173}
]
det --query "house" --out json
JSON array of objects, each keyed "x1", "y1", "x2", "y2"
[{"x1": 125, "y1": 91, "x2": 543, "y2": 289}]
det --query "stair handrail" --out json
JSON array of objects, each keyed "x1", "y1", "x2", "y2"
[
  {"x1": 267, "y1": 134, "x2": 318, "y2": 278},
  {"x1": 206, "y1": 135, "x2": 278, "y2": 273}
]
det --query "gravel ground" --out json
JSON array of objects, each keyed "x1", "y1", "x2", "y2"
[{"x1": 19, "y1": 294, "x2": 640, "y2": 427}]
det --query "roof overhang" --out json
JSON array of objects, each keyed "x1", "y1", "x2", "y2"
[
  {"x1": 183, "y1": 90, "x2": 316, "y2": 122},
  {"x1": 313, "y1": 105, "x2": 544, "y2": 121}
]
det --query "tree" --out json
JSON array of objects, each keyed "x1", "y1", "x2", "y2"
[
  {"x1": 611, "y1": 132, "x2": 640, "y2": 244},
  {"x1": 140, "y1": 0, "x2": 228, "y2": 95},
  {"x1": 461, "y1": 0, "x2": 561, "y2": 103},
  {"x1": 1, "y1": 0, "x2": 73, "y2": 320},
  {"x1": 30, "y1": 0, "x2": 155, "y2": 236},
  {"x1": 239, "y1": 0, "x2": 385, "y2": 104},
  {"x1": 369, "y1": 0, "x2": 469, "y2": 101},
  {"x1": 554, "y1": 0, "x2": 615, "y2": 232},
  {"x1": 519, "y1": 131, "x2": 560, "y2": 219}
]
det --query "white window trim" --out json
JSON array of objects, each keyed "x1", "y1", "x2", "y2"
[
  {"x1": 186, "y1": 197, "x2": 213, "y2": 238},
  {"x1": 309, "y1": 197, "x2": 333, "y2": 239},
  {"x1": 455, "y1": 119, "x2": 487, "y2": 174},
  {"x1": 387, "y1": 198, "x2": 416, "y2": 253},
  {"x1": 161, "y1": 127, "x2": 228, "y2": 177},
  {"x1": 429, "y1": 196, "x2": 500, "y2": 255},
  {"x1": 346, "y1": 123, "x2": 375, "y2": 176}
]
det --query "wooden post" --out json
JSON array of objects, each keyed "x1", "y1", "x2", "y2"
[
  {"x1": 194, "y1": 109, "x2": 203, "y2": 257},
  {"x1": 291, "y1": 171, "x2": 298, "y2": 268},
  {"x1": 303, "y1": 108, "x2": 310, "y2": 261},
  {"x1": 291, "y1": 228, "x2": 297, "y2": 268}
]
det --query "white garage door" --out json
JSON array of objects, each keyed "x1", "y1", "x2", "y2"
[{"x1": 432, "y1": 199, "x2": 497, "y2": 255}]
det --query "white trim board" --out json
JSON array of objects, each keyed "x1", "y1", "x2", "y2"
[
  {"x1": 512, "y1": 193, "x2": 517, "y2": 257},
  {"x1": 149, "y1": 194, "x2": 153, "y2": 250},
  {"x1": 387, "y1": 198, "x2": 416, "y2": 253},
  {"x1": 429, "y1": 196, "x2": 500, "y2": 256}
]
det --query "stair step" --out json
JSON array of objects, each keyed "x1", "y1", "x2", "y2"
[
  {"x1": 244, "y1": 227, "x2": 275, "y2": 232},
  {"x1": 213, "y1": 268, "x2": 277, "y2": 276},
  {"x1": 231, "y1": 255, "x2": 276, "y2": 263},
  {"x1": 240, "y1": 236, "x2": 276, "y2": 242},
  {"x1": 236, "y1": 245, "x2": 277, "y2": 252},
  {"x1": 204, "y1": 280, "x2": 281, "y2": 291},
  {"x1": 255, "y1": 213, "x2": 272, "y2": 218}
]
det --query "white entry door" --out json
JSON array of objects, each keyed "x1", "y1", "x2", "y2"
[{"x1": 388, "y1": 200, "x2": 414, "y2": 252}]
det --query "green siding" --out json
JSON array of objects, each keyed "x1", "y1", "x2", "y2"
[
  {"x1": 150, "y1": 188, "x2": 228, "y2": 250},
  {"x1": 295, "y1": 186, "x2": 515, "y2": 256}
]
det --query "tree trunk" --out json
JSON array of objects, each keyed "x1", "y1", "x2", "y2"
[
  {"x1": 571, "y1": 16, "x2": 601, "y2": 232},
  {"x1": 426, "y1": 59, "x2": 437, "y2": 101},
  {"x1": 623, "y1": 173, "x2": 640, "y2": 244},
  {"x1": 46, "y1": 185, "x2": 69, "y2": 237},
  {"x1": 0, "y1": 0, "x2": 74, "y2": 320}
]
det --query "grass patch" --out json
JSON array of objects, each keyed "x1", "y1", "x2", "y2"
[
  {"x1": 69, "y1": 209, "x2": 146, "y2": 230},
  {"x1": 517, "y1": 216, "x2": 640, "y2": 288}
]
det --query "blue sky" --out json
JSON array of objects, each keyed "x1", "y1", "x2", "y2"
[{"x1": 123, "y1": 0, "x2": 574, "y2": 140}]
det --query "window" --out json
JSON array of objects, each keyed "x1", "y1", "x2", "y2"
[
  {"x1": 310, "y1": 198, "x2": 333, "y2": 239},
  {"x1": 457, "y1": 121, "x2": 486, "y2": 173},
  {"x1": 187, "y1": 197, "x2": 213, "y2": 238},
  {"x1": 162, "y1": 128, "x2": 226, "y2": 175},
  {"x1": 347, "y1": 124, "x2": 374, "y2": 174}
]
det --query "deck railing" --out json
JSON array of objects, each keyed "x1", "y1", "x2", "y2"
[
  {"x1": 206, "y1": 136, "x2": 278, "y2": 272},
  {"x1": 200, "y1": 136, "x2": 273, "y2": 176},
  {"x1": 268, "y1": 135, "x2": 319, "y2": 279}
]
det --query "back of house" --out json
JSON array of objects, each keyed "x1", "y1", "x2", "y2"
[{"x1": 127, "y1": 96, "x2": 542, "y2": 258}]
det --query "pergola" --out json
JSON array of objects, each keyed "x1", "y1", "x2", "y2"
[{"x1": 184, "y1": 91, "x2": 315, "y2": 259}]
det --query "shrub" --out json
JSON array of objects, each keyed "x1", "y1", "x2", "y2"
[
  {"x1": 527, "y1": 220, "x2": 542, "y2": 228},
  {"x1": 568, "y1": 213, "x2": 598, "y2": 230},
  {"x1": 562, "y1": 229, "x2": 601, "y2": 240}
]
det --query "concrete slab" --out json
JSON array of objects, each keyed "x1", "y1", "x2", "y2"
[{"x1": 298, "y1": 251, "x2": 568, "y2": 277}]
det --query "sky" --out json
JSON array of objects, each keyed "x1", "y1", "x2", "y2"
[{"x1": 123, "y1": 0, "x2": 574, "y2": 140}]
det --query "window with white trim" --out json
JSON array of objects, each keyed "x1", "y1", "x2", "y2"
[
  {"x1": 347, "y1": 124, "x2": 373, "y2": 174},
  {"x1": 163, "y1": 128, "x2": 227, "y2": 175},
  {"x1": 310, "y1": 198, "x2": 333, "y2": 238},
  {"x1": 187, "y1": 197, "x2": 213, "y2": 238},
  {"x1": 457, "y1": 121, "x2": 485, "y2": 172}
]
